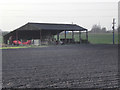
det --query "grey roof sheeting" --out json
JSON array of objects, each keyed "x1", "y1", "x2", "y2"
[{"x1": 16, "y1": 22, "x2": 87, "y2": 31}]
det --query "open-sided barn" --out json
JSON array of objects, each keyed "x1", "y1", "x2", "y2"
[{"x1": 3, "y1": 22, "x2": 88, "y2": 45}]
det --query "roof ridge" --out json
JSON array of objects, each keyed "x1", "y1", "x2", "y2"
[{"x1": 28, "y1": 22, "x2": 77, "y2": 26}]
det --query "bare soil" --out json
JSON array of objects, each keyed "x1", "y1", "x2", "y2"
[{"x1": 2, "y1": 44, "x2": 118, "y2": 88}]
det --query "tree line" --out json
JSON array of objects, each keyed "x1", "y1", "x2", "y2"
[{"x1": 89, "y1": 24, "x2": 118, "y2": 33}]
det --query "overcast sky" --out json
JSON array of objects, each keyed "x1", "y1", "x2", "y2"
[{"x1": 0, "y1": 0, "x2": 119, "y2": 31}]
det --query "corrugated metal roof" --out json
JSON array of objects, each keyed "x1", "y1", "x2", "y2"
[{"x1": 16, "y1": 22, "x2": 87, "y2": 31}]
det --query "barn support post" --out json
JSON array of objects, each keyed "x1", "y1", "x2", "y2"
[
  {"x1": 11, "y1": 36, "x2": 13, "y2": 45},
  {"x1": 33, "y1": 39, "x2": 34, "y2": 45},
  {"x1": 5, "y1": 39, "x2": 7, "y2": 44},
  {"x1": 31, "y1": 37, "x2": 34, "y2": 45},
  {"x1": 86, "y1": 29, "x2": 88, "y2": 43},
  {"x1": 16, "y1": 31, "x2": 18, "y2": 45},
  {"x1": 39, "y1": 30, "x2": 42, "y2": 46},
  {"x1": 79, "y1": 31, "x2": 81, "y2": 43},
  {"x1": 57, "y1": 33, "x2": 59, "y2": 44},
  {"x1": 72, "y1": 31, "x2": 74, "y2": 43},
  {"x1": 65, "y1": 30, "x2": 66, "y2": 43},
  {"x1": 3, "y1": 38, "x2": 5, "y2": 44},
  {"x1": 3, "y1": 37, "x2": 8, "y2": 44},
  {"x1": 20, "y1": 39, "x2": 23, "y2": 46}
]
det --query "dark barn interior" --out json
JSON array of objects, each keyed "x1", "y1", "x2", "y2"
[{"x1": 3, "y1": 22, "x2": 88, "y2": 45}]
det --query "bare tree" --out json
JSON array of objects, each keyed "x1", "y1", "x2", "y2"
[{"x1": 90, "y1": 24, "x2": 107, "y2": 33}]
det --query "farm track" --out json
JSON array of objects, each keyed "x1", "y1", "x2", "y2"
[{"x1": 2, "y1": 44, "x2": 119, "y2": 88}]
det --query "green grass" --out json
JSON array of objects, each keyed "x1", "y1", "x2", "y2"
[
  {"x1": 88, "y1": 33, "x2": 118, "y2": 44},
  {"x1": 1, "y1": 45, "x2": 48, "y2": 49},
  {"x1": 1, "y1": 46, "x2": 28, "y2": 49},
  {"x1": 55, "y1": 32, "x2": 118, "y2": 44}
]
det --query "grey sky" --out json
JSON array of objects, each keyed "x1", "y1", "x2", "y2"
[
  {"x1": 0, "y1": 0, "x2": 119, "y2": 31},
  {"x1": 118, "y1": 1, "x2": 120, "y2": 26}
]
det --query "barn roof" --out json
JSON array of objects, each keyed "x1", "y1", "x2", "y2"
[{"x1": 16, "y1": 22, "x2": 87, "y2": 31}]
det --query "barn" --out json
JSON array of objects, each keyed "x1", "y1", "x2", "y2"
[{"x1": 3, "y1": 22, "x2": 88, "y2": 45}]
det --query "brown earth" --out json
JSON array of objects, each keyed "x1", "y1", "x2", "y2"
[{"x1": 2, "y1": 44, "x2": 118, "y2": 88}]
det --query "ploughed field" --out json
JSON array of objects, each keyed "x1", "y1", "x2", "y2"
[{"x1": 2, "y1": 44, "x2": 118, "y2": 88}]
